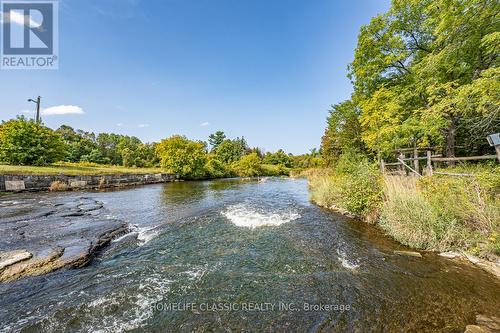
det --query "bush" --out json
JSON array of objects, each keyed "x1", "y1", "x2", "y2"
[
  {"x1": 260, "y1": 164, "x2": 290, "y2": 176},
  {"x1": 232, "y1": 153, "x2": 262, "y2": 177},
  {"x1": 0, "y1": 117, "x2": 66, "y2": 165},
  {"x1": 155, "y1": 135, "x2": 207, "y2": 178},
  {"x1": 309, "y1": 154, "x2": 383, "y2": 219},
  {"x1": 205, "y1": 155, "x2": 231, "y2": 178}
]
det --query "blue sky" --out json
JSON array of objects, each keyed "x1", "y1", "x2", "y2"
[{"x1": 0, "y1": 0, "x2": 389, "y2": 154}]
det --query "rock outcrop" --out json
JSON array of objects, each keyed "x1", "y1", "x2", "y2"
[{"x1": 0, "y1": 197, "x2": 129, "y2": 282}]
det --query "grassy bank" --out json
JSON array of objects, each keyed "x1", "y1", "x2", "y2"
[
  {"x1": 0, "y1": 162, "x2": 290, "y2": 177},
  {"x1": 308, "y1": 158, "x2": 500, "y2": 257},
  {"x1": 0, "y1": 162, "x2": 164, "y2": 176}
]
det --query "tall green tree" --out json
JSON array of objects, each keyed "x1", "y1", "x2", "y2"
[
  {"x1": 0, "y1": 117, "x2": 66, "y2": 165},
  {"x1": 156, "y1": 135, "x2": 207, "y2": 178},
  {"x1": 321, "y1": 101, "x2": 364, "y2": 164},
  {"x1": 208, "y1": 131, "x2": 226, "y2": 151},
  {"x1": 348, "y1": 0, "x2": 499, "y2": 157}
]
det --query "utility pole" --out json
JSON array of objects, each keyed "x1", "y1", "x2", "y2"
[{"x1": 27, "y1": 96, "x2": 41, "y2": 124}]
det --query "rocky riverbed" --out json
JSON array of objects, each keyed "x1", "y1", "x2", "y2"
[{"x1": 0, "y1": 196, "x2": 129, "y2": 282}]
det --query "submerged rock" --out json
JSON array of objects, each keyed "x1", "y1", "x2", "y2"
[
  {"x1": 394, "y1": 250, "x2": 422, "y2": 258},
  {"x1": 0, "y1": 197, "x2": 129, "y2": 282}
]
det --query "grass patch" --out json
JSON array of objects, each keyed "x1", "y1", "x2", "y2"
[{"x1": 0, "y1": 162, "x2": 164, "y2": 176}]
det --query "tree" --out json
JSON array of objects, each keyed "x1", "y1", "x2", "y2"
[
  {"x1": 262, "y1": 149, "x2": 292, "y2": 167},
  {"x1": 348, "y1": 0, "x2": 499, "y2": 157},
  {"x1": 321, "y1": 101, "x2": 364, "y2": 164},
  {"x1": 205, "y1": 155, "x2": 229, "y2": 178},
  {"x1": 233, "y1": 153, "x2": 262, "y2": 177},
  {"x1": 56, "y1": 125, "x2": 97, "y2": 162},
  {"x1": 0, "y1": 117, "x2": 66, "y2": 165},
  {"x1": 156, "y1": 135, "x2": 207, "y2": 178},
  {"x1": 208, "y1": 131, "x2": 226, "y2": 151},
  {"x1": 214, "y1": 139, "x2": 246, "y2": 164}
]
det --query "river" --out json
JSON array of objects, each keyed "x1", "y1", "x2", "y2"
[{"x1": 0, "y1": 178, "x2": 499, "y2": 332}]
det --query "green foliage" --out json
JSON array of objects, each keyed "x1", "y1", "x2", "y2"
[
  {"x1": 0, "y1": 117, "x2": 66, "y2": 165},
  {"x1": 208, "y1": 131, "x2": 226, "y2": 151},
  {"x1": 379, "y1": 172, "x2": 500, "y2": 254},
  {"x1": 309, "y1": 154, "x2": 383, "y2": 218},
  {"x1": 321, "y1": 101, "x2": 364, "y2": 164},
  {"x1": 261, "y1": 164, "x2": 290, "y2": 176},
  {"x1": 204, "y1": 155, "x2": 231, "y2": 178},
  {"x1": 262, "y1": 149, "x2": 292, "y2": 167},
  {"x1": 232, "y1": 153, "x2": 262, "y2": 177},
  {"x1": 156, "y1": 135, "x2": 207, "y2": 178},
  {"x1": 342, "y1": 0, "x2": 499, "y2": 156},
  {"x1": 214, "y1": 138, "x2": 247, "y2": 164}
]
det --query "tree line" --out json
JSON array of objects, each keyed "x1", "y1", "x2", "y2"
[
  {"x1": 321, "y1": 0, "x2": 499, "y2": 164},
  {"x1": 0, "y1": 117, "x2": 322, "y2": 177}
]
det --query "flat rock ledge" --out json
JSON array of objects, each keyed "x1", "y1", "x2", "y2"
[{"x1": 0, "y1": 197, "x2": 129, "y2": 282}]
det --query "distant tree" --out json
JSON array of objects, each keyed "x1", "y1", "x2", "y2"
[
  {"x1": 0, "y1": 117, "x2": 66, "y2": 165},
  {"x1": 214, "y1": 139, "x2": 246, "y2": 164},
  {"x1": 233, "y1": 153, "x2": 262, "y2": 177},
  {"x1": 156, "y1": 135, "x2": 207, "y2": 178},
  {"x1": 56, "y1": 125, "x2": 97, "y2": 162},
  {"x1": 208, "y1": 131, "x2": 226, "y2": 151},
  {"x1": 262, "y1": 149, "x2": 292, "y2": 167}
]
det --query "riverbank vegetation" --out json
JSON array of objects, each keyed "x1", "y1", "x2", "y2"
[
  {"x1": 311, "y1": 0, "x2": 500, "y2": 257},
  {"x1": 0, "y1": 117, "x2": 321, "y2": 178}
]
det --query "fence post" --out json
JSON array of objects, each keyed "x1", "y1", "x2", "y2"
[
  {"x1": 426, "y1": 150, "x2": 433, "y2": 176},
  {"x1": 399, "y1": 152, "x2": 405, "y2": 175},
  {"x1": 380, "y1": 159, "x2": 385, "y2": 173},
  {"x1": 413, "y1": 148, "x2": 420, "y2": 176}
]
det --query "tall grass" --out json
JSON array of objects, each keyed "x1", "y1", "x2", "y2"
[
  {"x1": 309, "y1": 154, "x2": 383, "y2": 221},
  {"x1": 309, "y1": 163, "x2": 500, "y2": 256}
]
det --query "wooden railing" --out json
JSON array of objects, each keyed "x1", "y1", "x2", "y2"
[{"x1": 381, "y1": 151, "x2": 499, "y2": 177}]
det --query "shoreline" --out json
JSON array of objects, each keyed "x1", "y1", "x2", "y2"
[
  {"x1": 313, "y1": 200, "x2": 500, "y2": 279},
  {"x1": 0, "y1": 173, "x2": 177, "y2": 192}
]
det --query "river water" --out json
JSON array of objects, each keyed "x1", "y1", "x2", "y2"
[{"x1": 0, "y1": 178, "x2": 499, "y2": 332}]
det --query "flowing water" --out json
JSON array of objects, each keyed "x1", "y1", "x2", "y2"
[{"x1": 0, "y1": 178, "x2": 499, "y2": 332}]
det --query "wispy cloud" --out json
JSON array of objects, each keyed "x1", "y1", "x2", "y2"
[
  {"x1": 42, "y1": 105, "x2": 85, "y2": 116},
  {"x1": 200, "y1": 122, "x2": 210, "y2": 127},
  {"x1": 116, "y1": 123, "x2": 124, "y2": 127},
  {"x1": 138, "y1": 124, "x2": 149, "y2": 128}
]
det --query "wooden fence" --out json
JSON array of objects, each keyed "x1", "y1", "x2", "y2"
[{"x1": 380, "y1": 147, "x2": 499, "y2": 177}]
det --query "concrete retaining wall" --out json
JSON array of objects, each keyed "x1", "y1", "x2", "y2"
[{"x1": 0, "y1": 173, "x2": 176, "y2": 192}]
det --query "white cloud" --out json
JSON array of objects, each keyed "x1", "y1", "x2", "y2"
[
  {"x1": 116, "y1": 123, "x2": 124, "y2": 127},
  {"x1": 42, "y1": 105, "x2": 85, "y2": 116},
  {"x1": 138, "y1": 124, "x2": 149, "y2": 128},
  {"x1": 200, "y1": 122, "x2": 210, "y2": 127}
]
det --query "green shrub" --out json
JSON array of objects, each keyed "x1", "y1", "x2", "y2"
[
  {"x1": 0, "y1": 117, "x2": 66, "y2": 165},
  {"x1": 156, "y1": 135, "x2": 207, "y2": 178},
  {"x1": 232, "y1": 153, "x2": 262, "y2": 177},
  {"x1": 205, "y1": 155, "x2": 231, "y2": 178},
  {"x1": 309, "y1": 154, "x2": 383, "y2": 218}
]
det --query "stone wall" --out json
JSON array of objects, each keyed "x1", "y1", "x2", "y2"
[{"x1": 0, "y1": 173, "x2": 176, "y2": 192}]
